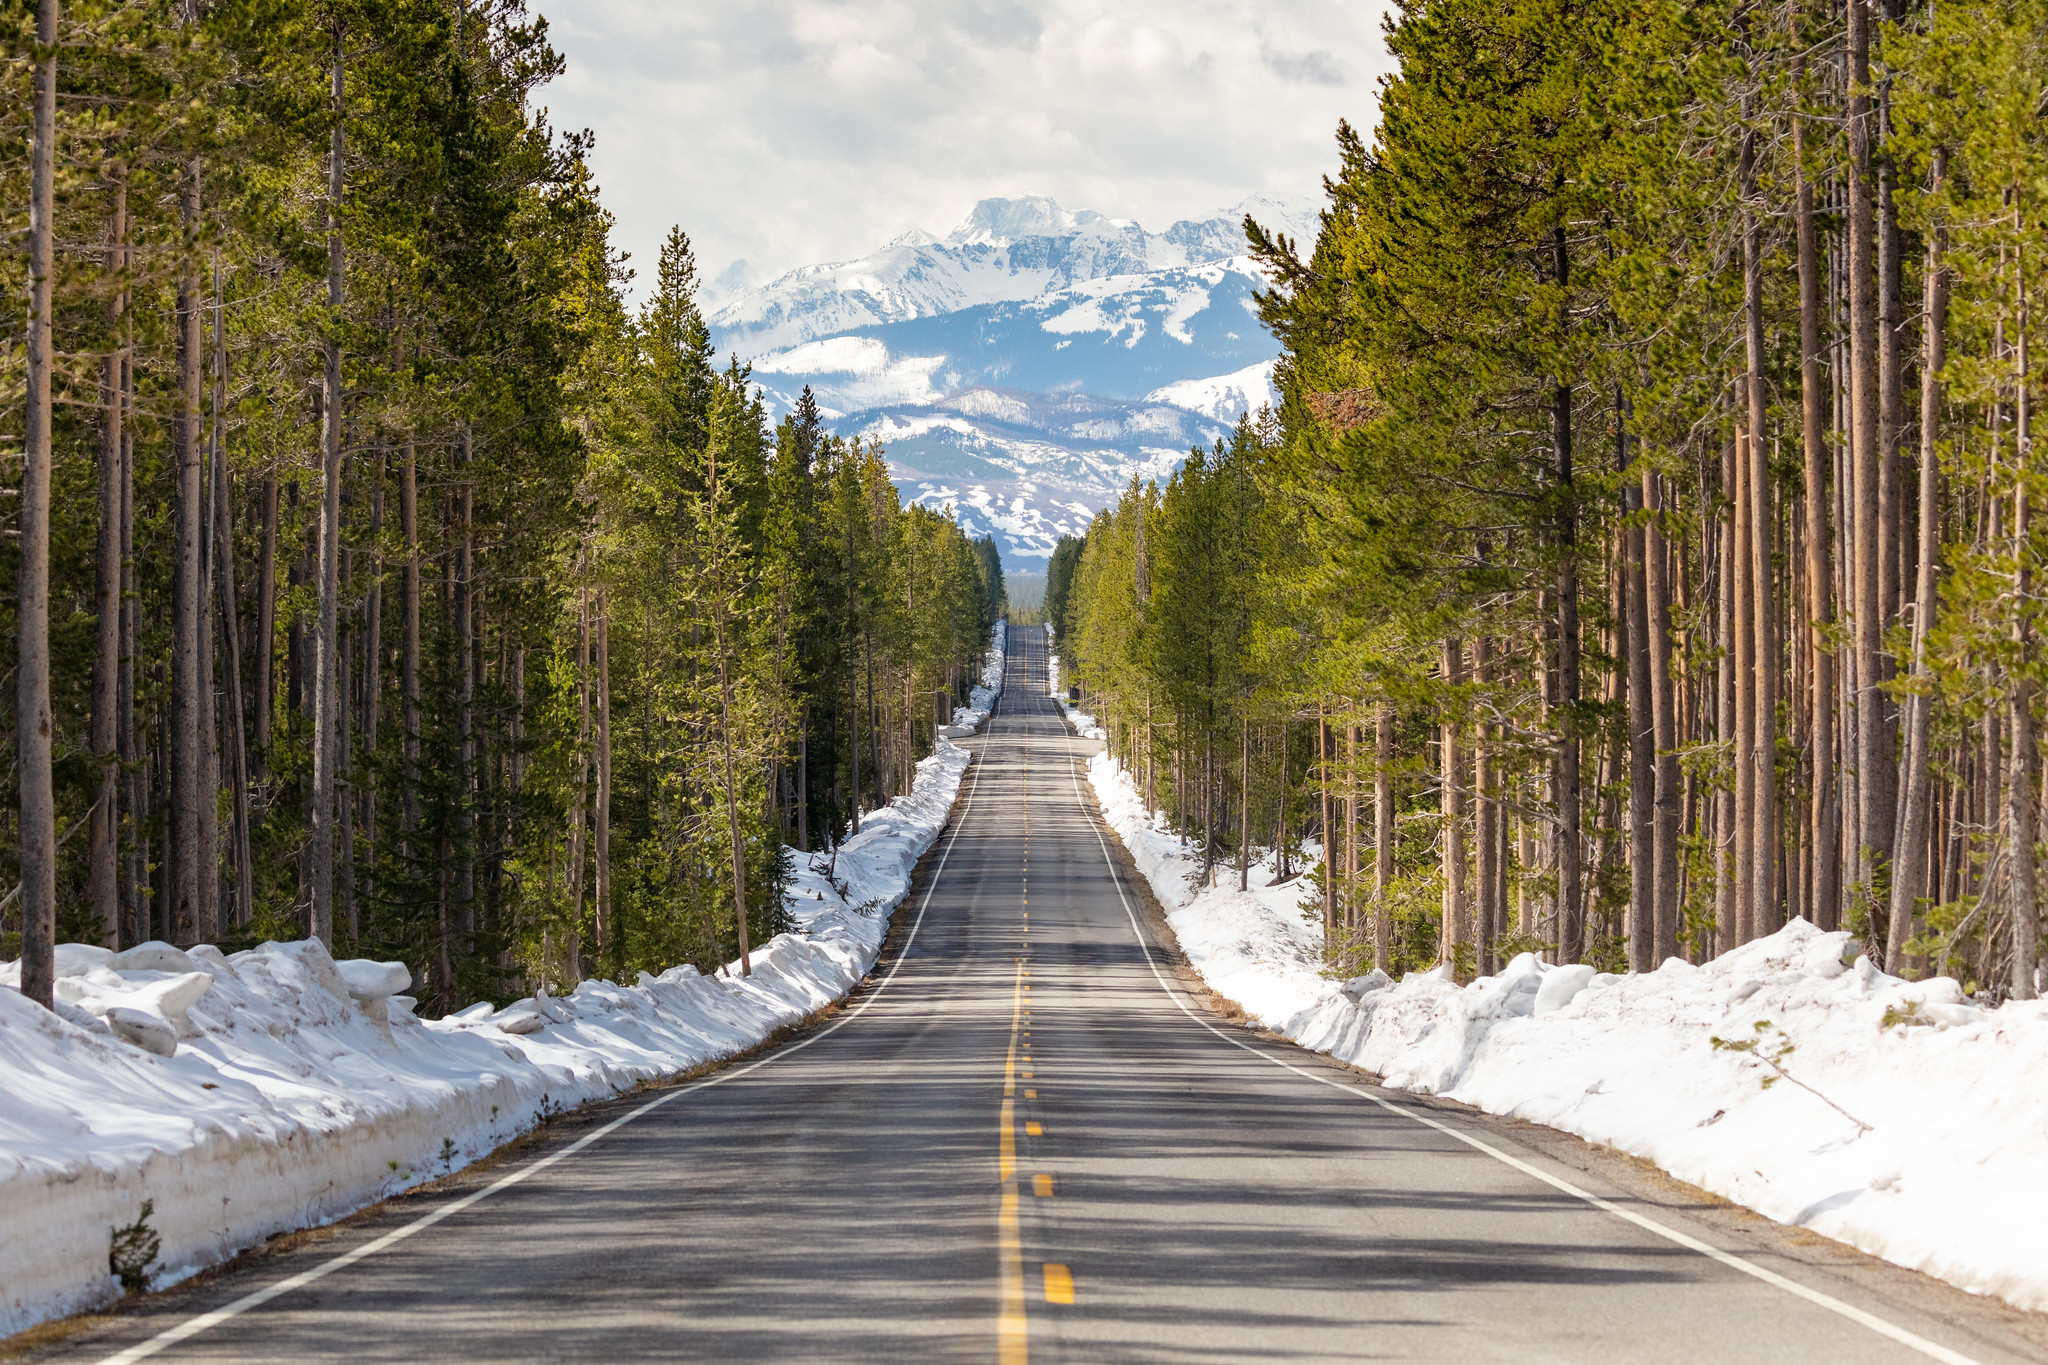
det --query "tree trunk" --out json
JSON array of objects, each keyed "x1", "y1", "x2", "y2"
[
  {"x1": 1645, "y1": 471, "x2": 1681, "y2": 962},
  {"x1": 1846, "y1": 0, "x2": 1889, "y2": 942},
  {"x1": 1373, "y1": 704, "x2": 1393, "y2": 973},
  {"x1": 596, "y1": 588, "x2": 612, "y2": 969},
  {"x1": 120, "y1": 378, "x2": 142, "y2": 944},
  {"x1": 211, "y1": 261, "x2": 254, "y2": 929},
  {"x1": 89, "y1": 175, "x2": 127, "y2": 947},
  {"x1": 1627, "y1": 476, "x2": 1656, "y2": 972},
  {"x1": 1733, "y1": 426, "x2": 1756, "y2": 946},
  {"x1": 254, "y1": 472, "x2": 278, "y2": 774},
  {"x1": 1319, "y1": 701, "x2": 1334, "y2": 938},
  {"x1": 2011, "y1": 237, "x2": 2040, "y2": 1001},
  {"x1": 1551, "y1": 228, "x2": 1583, "y2": 963},
  {"x1": 1889, "y1": 147, "x2": 1947, "y2": 970},
  {"x1": 401, "y1": 442, "x2": 422, "y2": 862},
  {"x1": 1238, "y1": 716, "x2": 1251, "y2": 892},
  {"x1": 171, "y1": 164, "x2": 208, "y2": 945},
  {"x1": 308, "y1": 31, "x2": 346, "y2": 945},
  {"x1": 1795, "y1": 68, "x2": 1838, "y2": 934},
  {"x1": 1743, "y1": 124, "x2": 1780, "y2": 941},
  {"x1": 1475, "y1": 636, "x2": 1499, "y2": 973},
  {"x1": 1441, "y1": 639, "x2": 1468, "y2": 973},
  {"x1": 18, "y1": 0, "x2": 60, "y2": 1006},
  {"x1": 457, "y1": 428, "x2": 475, "y2": 932}
]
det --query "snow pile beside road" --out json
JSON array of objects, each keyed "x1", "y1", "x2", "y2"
[
  {"x1": 0, "y1": 734, "x2": 981, "y2": 1338},
  {"x1": 951, "y1": 620, "x2": 1005, "y2": 729},
  {"x1": 1055, "y1": 673, "x2": 2048, "y2": 1314}
]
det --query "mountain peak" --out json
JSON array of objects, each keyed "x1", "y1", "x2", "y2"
[{"x1": 943, "y1": 196, "x2": 1109, "y2": 246}]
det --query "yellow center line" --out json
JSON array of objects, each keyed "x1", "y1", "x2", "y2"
[{"x1": 999, "y1": 956, "x2": 1028, "y2": 1364}]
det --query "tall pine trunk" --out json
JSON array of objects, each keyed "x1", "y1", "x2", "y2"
[
  {"x1": 89, "y1": 176, "x2": 127, "y2": 946},
  {"x1": 211, "y1": 262, "x2": 253, "y2": 929},
  {"x1": 401, "y1": 442, "x2": 422, "y2": 864},
  {"x1": 1627, "y1": 475, "x2": 1656, "y2": 971},
  {"x1": 1552, "y1": 228, "x2": 1583, "y2": 962},
  {"x1": 596, "y1": 587, "x2": 612, "y2": 967},
  {"x1": 1795, "y1": 60, "x2": 1839, "y2": 933},
  {"x1": 1743, "y1": 120, "x2": 1779, "y2": 940},
  {"x1": 1373, "y1": 704, "x2": 1393, "y2": 973},
  {"x1": 308, "y1": 32, "x2": 346, "y2": 944},
  {"x1": 171, "y1": 164, "x2": 208, "y2": 944},
  {"x1": 1846, "y1": 0, "x2": 1889, "y2": 941},
  {"x1": 18, "y1": 0, "x2": 60, "y2": 1006},
  {"x1": 1889, "y1": 148, "x2": 1947, "y2": 969},
  {"x1": 2010, "y1": 233, "x2": 2040, "y2": 1001}
]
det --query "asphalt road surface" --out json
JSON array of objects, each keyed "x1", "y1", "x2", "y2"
[{"x1": 30, "y1": 628, "x2": 2048, "y2": 1365}]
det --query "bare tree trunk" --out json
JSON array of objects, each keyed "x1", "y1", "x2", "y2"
[
  {"x1": 1795, "y1": 67, "x2": 1839, "y2": 934},
  {"x1": 1475, "y1": 637, "x2": 1499, "y2": 974},
  {"x1": 1319, "y1": 700, "x2": 1334, "y2": 938},
  {"x1": 1373, "y1": 704, "x2": 1393, "y2": 972},
  {"x1": 797, "y1": 711, "x2": 809, "y2": 854},
  {"x1": 2011, "y1": 237, "x2": 2040, "y2": 1001},
  {"x1": 1627, "y1": 472, "x2": 1655, "y2": 971},
  {"x1": 1743, "y1": 122, "x2": 1780, "y2": 940},
  {"x1": 1846, "y1": 0, "x2": 1888, "y2": 943},
  {"x1": 457, "y1": 428, "x2": 475, "y2": 932},
  {"x1": 171, "y1": 164, "x2": 207, "y2": 945},
  {"x1": 210, "y1": 261, "x2": 253, "y2": 929},
  {"x1": 308, "y1": 31, "x2": 346, "y2": 945},
  {"x1": 90, "y1": 176, "x2": 127, "y2": 946},
  {"x1": 1238, "y1": 716, "x2": 1251, "y2": 892},
  {"x1": 596, "y1": 587, "x2": 612, "y2": 968},
  {"x1": 1890, "y1": 147, "x2": 1947, "y2": 969},
  {"x1": 1552, "y1": 242, "x2": 1584, "y2": 963},
  {"x1": 361, "y1": 445, "x2": 383, "y2": 868},
  {"x1": 1732, "y1": 426, "x2": 1756, "y2": 946},
  {"x1": 18, "y1": 0, "x2": 60, "y2": 1006},
  {"x1": 1440, "y1": 638, "x2": 1468, "y2": 973},
  {"x1": 401, "y1": 442, "x2": 422, "y2": 862},
  {"x1": 569, "y1": 582, "x2": 590, "y2": 979},
  {"x1": 1645, "y1": 471, "x2": 1681, "y2": 962},
  {"x1": 254, "y1": 473, "x2": 278, "y2": 775},
  {"x1": 120, "y1": 391, "x2": 142, "y2": 943}
]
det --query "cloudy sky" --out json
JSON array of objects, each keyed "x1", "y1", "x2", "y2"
[{"x1": 532, "y1": 0, "x2": 1394, "y2": 302}]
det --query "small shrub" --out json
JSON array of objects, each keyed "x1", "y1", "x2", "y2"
[{"x1": 110, "y1": 1200, "x2": 161, "y2": 1295}]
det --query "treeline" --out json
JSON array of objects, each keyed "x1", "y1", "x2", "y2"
[
  {"x1": 1054, "y1": 0, "x2": 2045, "y2": 999},
  {"x1": 3, "y1": 0, "x2": 1004, "y2": 1012}
]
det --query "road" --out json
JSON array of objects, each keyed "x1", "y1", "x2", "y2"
[{"x1": 31, "y1": 628, "x2": 2048, "y2": 1364}]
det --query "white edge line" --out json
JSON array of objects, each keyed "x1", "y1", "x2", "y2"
[
  {"x1": 90, "y1": 711, "x2": 998, "y2": 1365},
  {"x1": 1056, "y1": 687, "x2": 1989, "y2": 1365}
]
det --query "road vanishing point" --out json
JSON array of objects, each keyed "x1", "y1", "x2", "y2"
[{"x1": 28, "y1": 631, "x2": 2048, "y2": 1365}]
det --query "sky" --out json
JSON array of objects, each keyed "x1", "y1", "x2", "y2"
[{"x1": 531, "y1": 0, "x2": 1395, "y2": 304}]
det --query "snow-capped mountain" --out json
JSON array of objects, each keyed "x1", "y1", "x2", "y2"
[{"x1": 711, "y1": 193, "x2": 1315, "y2": 565}]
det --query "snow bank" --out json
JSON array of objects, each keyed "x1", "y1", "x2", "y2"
[
  {"x1": 0, "y1": 639, "x2": 1001, "y2": 1338},
  {"x1": 1052, "y1": 662, "x2": 2048, "y2": 1314},
  {"x1": 951, "y1": 620, "x2": 1005, "y2": 729}
]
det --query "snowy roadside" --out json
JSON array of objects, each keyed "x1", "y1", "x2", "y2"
[
  {"x1": 1049, "y1": 637, "x2": 2048, "y2": 1314},
  {"x1": 0, "y1": 633, "x2": 1004, "y2": 1338}
]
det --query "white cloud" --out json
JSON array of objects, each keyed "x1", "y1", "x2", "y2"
[{"x1": 533, "y1": 0, "x2": 1393, "y2": 303}]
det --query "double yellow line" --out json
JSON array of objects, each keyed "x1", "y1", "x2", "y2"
[{"x1": 999, "y1": 957, "x2": 1028, "y2": 1364}]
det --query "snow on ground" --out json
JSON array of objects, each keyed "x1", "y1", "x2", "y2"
[
  {"x1": 1050, "y1": 634, "x2": 2048, "y2": 1314},
  {"x1": 0, "y1": 634, "x2": 1004, "y2": 1338}
]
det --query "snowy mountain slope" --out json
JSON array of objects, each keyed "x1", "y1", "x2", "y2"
[
  {"x1": 745, "y1": 260, "x2": 1279, "y2": 417},
  {"x1": 710, "y1": 194, "x2": 1318, "y2": 357},
  {"x1": 862, "y1": 390, "x2": 1228, "y2": 559},
  {"x1": 713, "y1": 194, "x2": 1307, "y2": 565}
]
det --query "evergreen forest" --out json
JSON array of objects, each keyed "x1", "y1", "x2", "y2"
[
  {"x1": 3, "y1": 0, "x2": 1006, "y2": 1012},
  {"x1": 1050, "y1": 0, "x2": 2047, "y2": 998}
]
